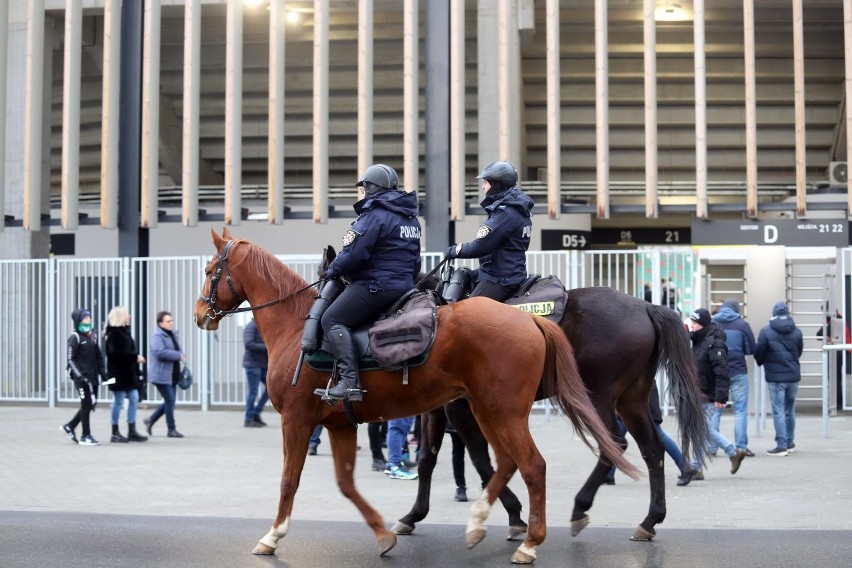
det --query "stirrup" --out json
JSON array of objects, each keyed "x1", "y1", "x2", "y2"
[{"x1": 313, "y1": 379, "x2": 364, "y2": 405}]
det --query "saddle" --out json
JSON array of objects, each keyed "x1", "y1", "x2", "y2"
[
  {"x1": 504, "y1": 274, "x2": 568, "y2": 323},
  {"x1": 304, "y1": 288, "x2": 440, "y2": 375}
]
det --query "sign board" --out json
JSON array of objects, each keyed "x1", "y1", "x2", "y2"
[
  {"x1": 541, "y1": 229, "x2": 591, "y2": 250},
  {"x1": 593, "y1": 227, "x2": 690, "y2": 246},
  {"x1": 691, "y1": 219, "x2": 850, "y2": 247}
]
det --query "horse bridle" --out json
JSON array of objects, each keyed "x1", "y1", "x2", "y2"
[{"x1": 199, "y1": 239, "x2": 320, "y2": 321}]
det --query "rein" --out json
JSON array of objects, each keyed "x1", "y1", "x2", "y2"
[{"x1": 199, "y1": 240, "x2": 321, "y2": 319}]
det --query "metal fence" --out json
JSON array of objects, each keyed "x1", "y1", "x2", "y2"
[{"x1": 0, "y1": 249, "x2": 696, "y2": 409}]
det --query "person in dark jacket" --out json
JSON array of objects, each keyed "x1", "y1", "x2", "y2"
[
  {"x1": 62, "y1": 308, "x2": 107, "y2": 446},
  {"x1": 144, "y1": 311, "x2": 185, "y2": 438},
  {"x1": 243, "y1": 317, "x2": 269, "y2": 428},
  {"x1": 444, "y1": 160, "x2": 534, "y2": 301},
  {"x1": 754, "y1": 301, "x2": 804, "y2": 456},
  {"x1": 314, "y1": 164, "x2": 421, "y2": 402},
  {"x1": 712, "y1": 298, "x2": 757, "y2": 456},
  {"x1": 688, "y1": 308, "x2": 746, "y2": 476},
  {"x1": 105, "y1": 306, "x2": 148, "y2": 443}
]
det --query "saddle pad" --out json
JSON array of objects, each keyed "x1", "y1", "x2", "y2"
[
  {"x1": 305, "y1": 350, "x2": 428, "y2": 373},
  {"x1": 504, "y1": 275, "x2": 567, "y2": 323}
]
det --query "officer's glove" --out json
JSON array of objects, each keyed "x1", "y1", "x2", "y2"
[{"x1": 445, "y1": 244, "x2": 462, "y2": 260}]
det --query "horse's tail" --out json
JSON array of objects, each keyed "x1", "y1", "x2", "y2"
[
  {"x1": 646, "y1": 304, "x2": 708, "y2": 468},
  {"x1": 533, "y1": 315, "x2": 640, "y2": 479}
]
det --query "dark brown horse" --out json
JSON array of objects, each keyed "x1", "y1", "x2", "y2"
[
  {"x1": 193, "y1": 229, "x2": 637, "y2": 564},
  {"x1": 394, "y1": 286, "x2": 707, "y2": 542}
]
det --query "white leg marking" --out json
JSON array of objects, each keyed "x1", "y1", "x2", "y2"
[
  {"x1": 466, "y1": 488, "x2": 491, "y2": 534},
  {"x1": 259, "y1": 516, "x2": 291, "y2": 549}
]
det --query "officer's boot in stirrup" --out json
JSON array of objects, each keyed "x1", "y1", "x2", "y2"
[{"x1": 316, "y1": 325, "x2": 363, "y2": 402}]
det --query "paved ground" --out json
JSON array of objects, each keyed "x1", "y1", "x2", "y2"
[{"x1": 1, "y1": 405, "x2": 851, "y2": 566}]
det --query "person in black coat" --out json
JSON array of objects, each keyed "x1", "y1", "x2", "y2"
[
  {"x1": 105, "y1": 306, "x2": 148, "y2": 443},
  {"x1": 62, "y1": 308, "x2": 107, "y2": 446},
  {"x1": 688, "y1": 308, "x2": 746, "y2": 476},
  {"x1": 315, "y1": 164, "x2": 421, "y2": 402},
  {"x1": 444, "y1": 160, "x2": 534, "y2": 301},
  {"x1": 754, "y1": 301, "x2": 804, "y2": 456}
]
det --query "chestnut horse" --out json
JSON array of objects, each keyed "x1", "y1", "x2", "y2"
[
  {"x1": 394, "y1": 286, "x2": 707, "y2": 542},
  {"x1": 193, "y1": 229, "x2": 637, "y2": 564}
]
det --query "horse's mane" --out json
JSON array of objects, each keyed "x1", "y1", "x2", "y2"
[{"x1": 240, "y1": 240, "x2": 315, "y2": 317}]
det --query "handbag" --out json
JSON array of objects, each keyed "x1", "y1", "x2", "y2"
[
  {"x1": 136, "y1": 369, "x2": 148, "y2": 401},
  {"x1": 178, "y1": 365, "x2": 193, "y2": 390}
]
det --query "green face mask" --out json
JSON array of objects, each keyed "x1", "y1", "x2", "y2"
[{"x1": 78, "y1": 322, "x2": 93, "y2": 333}]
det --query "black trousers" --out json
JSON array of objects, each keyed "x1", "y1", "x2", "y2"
[
  {"x1": 369, "y1": 421, "x2": 388, "y2": 460},
  {"x1": 321, "y1": 281, "x2": 405, "y2": 330},
  {"x1": 68, "y1": 379, "x2": 95, "y2": 436},
  {"x1": 471, "y1": 279, "x2": 515, "y2": 302}
]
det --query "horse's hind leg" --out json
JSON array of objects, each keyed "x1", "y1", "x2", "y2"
[
  {"x1": 620, "y1": 400, "x2": 666, "y2": 541},
  {"x1": 327, "y1": 424, "x2": 397, "y2": 556},
  {"x1": 447, "y1": 398, "x2": 527, "y2": 540},
  {"x1": 392, "y1": 408, "x2": 447, "y2": 535},
  {"x1": 571, "y1": 404, "x2": 627, "y2": 537},
  {"x1": 467, "y1": 407, "x2": 544, "y2": 565}
]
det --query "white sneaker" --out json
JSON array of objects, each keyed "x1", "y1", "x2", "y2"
[{"x1": 79, "y1": 435, "x2": 100, "y2": 446}]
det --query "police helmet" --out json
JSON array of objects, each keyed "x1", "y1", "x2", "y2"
[
  {"x1": 476, "y1": 160, "x2": 518, "y2": 187},
  {"x1": 355, "y1": 164, "x2": 399, "y2": 191}
]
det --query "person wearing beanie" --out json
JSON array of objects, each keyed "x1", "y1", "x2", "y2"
[
  {"x1": 687, "y1": 308, "x2": 746, "y2": 477},
  {"x1": 712, "y1": 298, "x2": 757, "y2": 457},
  {"x1": 62, "y1": 308, "x2": 108, "y2": 446},
  {"x1": 754, "y1": 301, "x2": 804, "y2": 456},
  {"x1": 443, "y1": 160, "x2": 534, "y2": 302}
]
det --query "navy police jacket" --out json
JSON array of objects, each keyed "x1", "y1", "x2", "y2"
[
  {"x1": 326, "y1": 189, "x2": 421, "y2": 291},
  {"x1": 456, "y1": 186, "x2": 534, "y2": 287}
]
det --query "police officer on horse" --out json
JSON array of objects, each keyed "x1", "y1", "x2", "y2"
[
  {"x1": 315, "y1": 164, "x2": 421, "y2": 402},
  {"x1": 444, "y1": 160, "x2": 534, "y2": 301}
]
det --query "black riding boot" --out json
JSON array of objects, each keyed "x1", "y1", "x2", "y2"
[
  {"x1": 314, "y1": 325, "x2": 363, "y2": 402},
  {"x1": 110, "y1": 424, "x2": 128, "y2": 443}
]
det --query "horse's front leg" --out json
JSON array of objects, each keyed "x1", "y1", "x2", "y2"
[
  {"x1": 327, "y1": 424, "x2": 397, "y2": 556},
  {"x1": 447, "y1": 398, "x2": 528, "y2": 540},
  {"x1": 392, "y1": 408, "x2": 447, "y2": 535},
  {"x1": 253, "y1": 420, "x2": 313, "y2": 556}
]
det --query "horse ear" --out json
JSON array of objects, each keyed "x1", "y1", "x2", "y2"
[
  {"x1": 318, "y1": 245, "x2": 337, "y2": 278},
  {"x1": 211, "y1": 228, "x2": 226, "y2": 251},
  {"x1": 222, "y1": 227, "x2": 234, "y2": 240}
]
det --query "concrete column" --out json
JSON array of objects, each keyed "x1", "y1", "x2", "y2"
[
  {"x1": 450, "y1": 0, "x2": 464, "y2": 221},
  {"x1": 312, "y1": 0, "x2": 329, "y2": 223},
  {"x1": 357, "y1": 0, "x2": 373, "y2": 176},
  {"x1": 744, "y1": 0, "x2": 758, "y2": 218},
  {"x1": 594, "y1": 0, "x2": 610, "y2": 219},
  {"x1": 182, "y1": 0, "x2": 201, "y2": 226},
  {"x1": 545, "y1": 0, "x2": 560, "y2": 219},
  {"x1": 61, "y1": 0, "x2": 81, "y2": 230},
  {"x1": 268, "y1": 0, "x2": 286, "y2": 224},
  {"x1": 23, "y1": 0, "x2": 45, "y2": 231},
  {"x1": 694, "y1": 0, "x2": 707, "y2": 219},
  {"x1": 0, "y1": 0, "x2": 6, "y2": 232},
  {"x1": 100, "y1": 0, "x2": 121, "y2": 229},
  {"x1": 403, "y1": 0, "x2": 418, "y2": 192},
  {"x1": 845, "y1": 0, "x2": 852, "y2": 215},
  {"x1": 425, "y1": 0, "x2": 449, "y2": 252},
  {"x1": 141, "y1": 0, "x2": 161, "y2": 229},
  {"x1": 643, "y1": 0, "x2": 657, "y2": 219},
  {"x1": 792, "y1": 0, "x2": 807, "y2": 217},
  {"x1": 225, "y1": 0, "x2": 243, "y2": 225},
  {"x1": 477, "y1": 0, "x2": 498, "y2": 164}
]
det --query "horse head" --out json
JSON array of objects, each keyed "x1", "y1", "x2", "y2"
[{"x1": 194, "y1": 228, "x2": 249, "y2": 330}]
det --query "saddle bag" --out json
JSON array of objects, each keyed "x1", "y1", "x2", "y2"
[
  {"x1": 504, "y1": 275, "x2": 567, "y2": 323},
  {"x1": 369, "y1": 290, "x2": 439, "y2": 369}
]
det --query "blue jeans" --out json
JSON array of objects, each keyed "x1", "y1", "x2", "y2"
[
  {"x1": 729, "y1": 373, "x2": 750, "y2": 450},
  {"x1": 705, "y1": 405, "x2": 724, "y2": 454},
  {"x1": 310, "y1": 426, "x2": 323, "y2": 450},
  {"x1": 387, "y1": 416, "x2": 415, "y2": 467},
  {"x1": 767, "y1": 382, "x2": 798, "y2": 449},
  {"x1": 658, "y1": 424, "x2": 687, "y2": 473},
  {"x1": 150, "y1": 383, "x2": 177, "y2": 430},
  {"x1": 111, "y1": 389, "x2": 139, "y2": 425},
  {"x1": 244, "y1": 366, "x2": 269, "y2": 422},
  {"x1": 692, "y1": 402, "x2": 735, "y2": 468}
]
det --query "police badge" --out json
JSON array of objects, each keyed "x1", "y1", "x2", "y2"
[
  {"x1": 475, "y1": 225, "x2": 492, "y2": 239},
  {"x1": 342, "y1": 229, "x2": 359, "y2": 247}
]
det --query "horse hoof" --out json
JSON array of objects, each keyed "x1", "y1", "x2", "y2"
[
  {"x1": 252, "y1": 542, "x2": 275, "y2": 556},
  {"x1": 570, "y1": 515, "x2": 590, "y2": 537},
  {"x1": 391, "y1": 521, "x2": 414, "y2": 535},
  {"x1": 377, "y1": 531, "x2": 397, "y2": 556},
  {"x1": 466, "y1": 527, "x2": 487, "y2": 549},
  {"x1": 630, "y1": 525, "x2": 656, "y2": 541},
  {"x1": 510, "y1": 544, "x2": 536, "y2": 564},
  {"x1": 506, "y1": 524, "x2": 528, "y2": 541}
]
